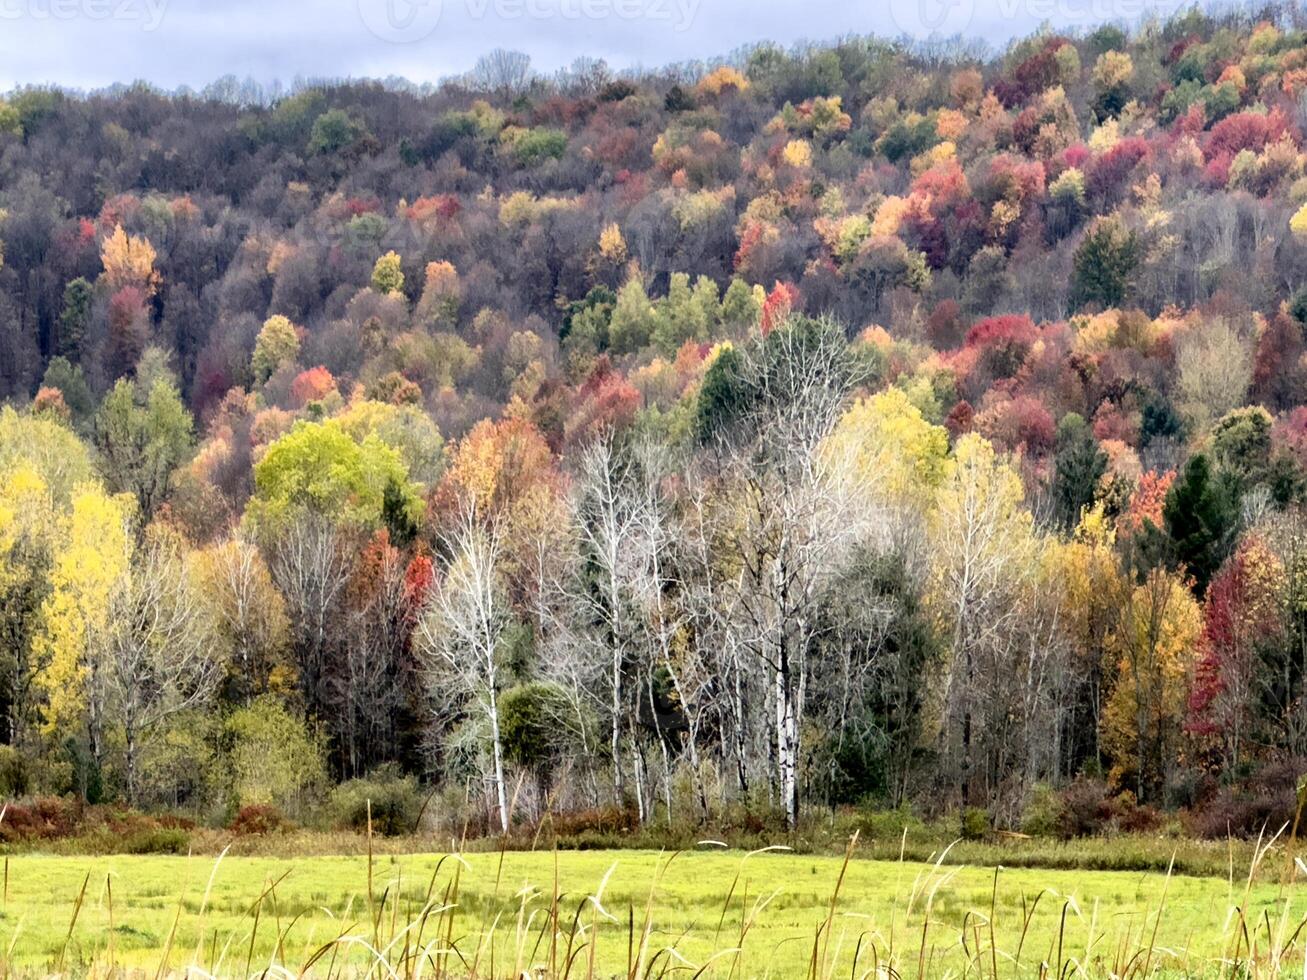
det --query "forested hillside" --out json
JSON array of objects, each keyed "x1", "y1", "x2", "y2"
[{"x1": 3, "y1": 5, "x2": 1307, "y2": 838}]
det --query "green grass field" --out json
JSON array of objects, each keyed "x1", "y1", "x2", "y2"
[{"x1": 1, "y1": 843, "x2": 1304, "y2": 977}]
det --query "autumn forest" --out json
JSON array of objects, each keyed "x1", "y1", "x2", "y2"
[{"x1": 2, "y1": 5, "x2": 1307, "y2": 843}]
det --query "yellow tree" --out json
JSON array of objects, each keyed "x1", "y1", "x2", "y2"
[
  {"x1": 195, "y1": 537, "x2": 293, "y2": 702},
  {"x1": 432, "y1": 416, "x2": 559, "y2": 536},
  {"x1": 33, "y1": 485, "x2": 134, "y2": 778},
  {"x1": 371, "y1": 251, "x2": 405, "y2": 296},
  {"x1": 251, "y1": 314, "x2": 301, "y2": 384},
  {"x1": 0, "y1": 408, "x2": 96, "y2": 746},
  {"x1": 824, "y1": 386, "x2": 949, "y2": 510},
  {"x1": 0, "y1": 406, "x2": 95, "y2": 503},
  {"x1": 415, "y1": 260, "x2": 461, "y2": 328},
  {"x1": 1100, "y1": 566, "x2": 1201, "y2": 802},
  {"x1": 598, "y1": 222, "x2": 627, "y2": 265},
  {"x1": 1051, "y1": 504, "x2": 1128, "y2": 773},
  {"x1": 431, "y1": 415, "x2": 566, "y2": 632},
  {"x1": 100, "y1": 224, "x2": 160, "y2": 297},
  {"x1": 928, "y1": 433, "x2": 1040, "y2": 805}
]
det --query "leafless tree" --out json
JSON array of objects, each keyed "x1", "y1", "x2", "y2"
[
  {"x1": 702, "y1": 316, "x2": 866, "y2": 828},
  {"x1": 563, "y1": 432, "x2": 658, "y2": 811},
  {"x1": 471, "y1": 49, "x2": 533, "y2": 96},
  {"x1": 534, "y1": 627, "x2": 606, "y2": 810},
  {"x1": 928, "y1": 437, "x2": 1043, "y2": 808},
  {"x1": 623, "y1": 436, "x2": 723, "y2": 822},
  {"x1": 555, "y1": 56, "x2": 611, "y2": 95},
  {"x1": 1260, "y1": 510, "x2": 1307, "y2": 757},
  {"x1": 417, "y1": 508, "x2": 513, "y2": 834},
  {"x1": 338, "y1": 539, "x2": 412, "y2": 777},
  {"x1": 269, "y1": 515, "x2": 354, "y2": 722},
  {"x1": 107, "y1": 535, "x2": 223, "y2": 803}
]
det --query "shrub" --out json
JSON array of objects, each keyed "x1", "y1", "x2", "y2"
[
  {"x1": 327, "y1": 764, "x2": 424, "y2": 836},
  {"x1": 1058, "y1": 778, "x2": 1117, "y2": 836},
  {"x1": 0, "y1": 795, "x2": 80, "y2": 842},
  {"x1": 857, "y1": 804, "x2": 927, "y2": 841},
  {"x1": 0, "y1": 801, "x2": 195, "y2": 852},
  {"x1": 961, "y1": 806, "x2": 990, "y2": 840},
  {"x1": 223, "y1": 696, "x2": 328, "y2": 819},
  {"x1": 1117, "y1": 797, "x2": 1165, "y2": 833},
  {"x1": 1020, "y1": 783, "x2": 1067, "y2": 837},
  {"x1": 549, "y1": 806, "x2": 640, "y2": 838},
  {"x1": 228, "y1": 804, "x2": 294, "y2": 836},
  {"x1": 1188, "y1": 761, "x2": 1301, "y2": 839},
  {"x1": 120, "y1": 826, "x2": 191, "y2": 854}
]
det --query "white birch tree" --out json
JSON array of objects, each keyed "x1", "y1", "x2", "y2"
[{"x1": 418, "y1": 508, "x2": 513, "y2": 833}]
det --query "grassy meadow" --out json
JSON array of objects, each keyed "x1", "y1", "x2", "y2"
[{"x1": 1, "y1": 839, "x2": 1305, "y2": 978}]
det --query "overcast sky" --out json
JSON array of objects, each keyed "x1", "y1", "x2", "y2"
[{"x1": 0, "y1": 0, "x2": 1191, "y2": 91}]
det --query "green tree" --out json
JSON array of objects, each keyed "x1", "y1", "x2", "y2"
[
  {"x1": 720, "y1": 277, "x2": 761, "y2": 331},
  {"x1": 370, "y1": 251, "x2": 405, "y2": 296},
  {"x1": 334, "y1": 399, "x2": 445, "y2": 486},
  {"x1": 507, "y1": 127, "x2": 567, "y2": 166},
  {"x1": 93, "y1": 374, "x2": 194, "y2": 521},
  {"x1": 0, "y1": 101, "x2": 21, "y2": 138},
  {"x1": 500, "y1": 681, "x2": 580, "y2": 804},
  {"x1": 695, "y1": 345, "x2": 746, "y2": 443},
  {"x1": 1289, "y1": 285, "x2": 1307, "y2": 330},
  {"x1": 1151, "y1": 453, "x2": 1236, "y2": 596},
  {"x1": 247, "y1": 419, "x2": 423, "y2": 533},
  {"x1": 608, "y1": 276, "x2": 657, "y2": 354},
  {"x1": 560, "y1": 286, "x2": 616, "y2": 361},
  {"x1": 1050, "y1": 413, "x2": 1107, "y2": 529},
  {"x1": 251, "y1": 314, "x2": 301, "y2": 385},
  {"x1": 1071, "y1": 216, "x2": 1139, "y2": 310},
  {"x1": 224, "y1": 695, "x2": 328, "y2": 817},
  {"x1": 307, "y1": 108, "x2": 368, "y2": 155},
  {"x1": 1141, "y1": 393, "x2": 1183, "y2": 446},
  {"x1": 652, "y1": 272, "x2": 712, "y2": 354},
  {"x1": 40, "y1": 357, "x2": 93, "y2": 421},
  {"x1": 57, "y1": 277, "x2": 92, "y2": 361},
  {"x1": 1210, "y1": 406, "x2": 1273, "y2": 490},
  {"x1": 381, "y1": 477, "x2": 419, "y2": 545}
]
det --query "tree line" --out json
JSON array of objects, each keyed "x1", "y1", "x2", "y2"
[{"x1": 2, "y1": 7, "x2": 1307, "y2": 832}]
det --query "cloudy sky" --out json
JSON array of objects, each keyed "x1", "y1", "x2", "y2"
[{"x1": 0, "y1": 0, "x2": 1188, "y2": 91}]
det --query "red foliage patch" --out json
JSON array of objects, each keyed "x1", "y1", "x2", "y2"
[
  {"x1": 1205, "y1": 109, "x2": 1292, "y2": 161},
  {"x1": 289, "y1": 365, "x2": 337, "y2": 407},
  {"x1": 760, "y1": 281, "x2": 799, "y2": 335}
]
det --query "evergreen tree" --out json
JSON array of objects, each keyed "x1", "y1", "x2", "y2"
[
  {"x1": 1159, "y1": 453, "x2": 1236, "y2": 596},
  {"x1": 57, "y1": 277, "x2": 92, "y2": 361},
  {"x1": 1050, "y1": 413, "x2": 1107, "y2": 529},
  {"x1": 1071, "y1": 217, "x2": 1138, "y2": 310}
]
